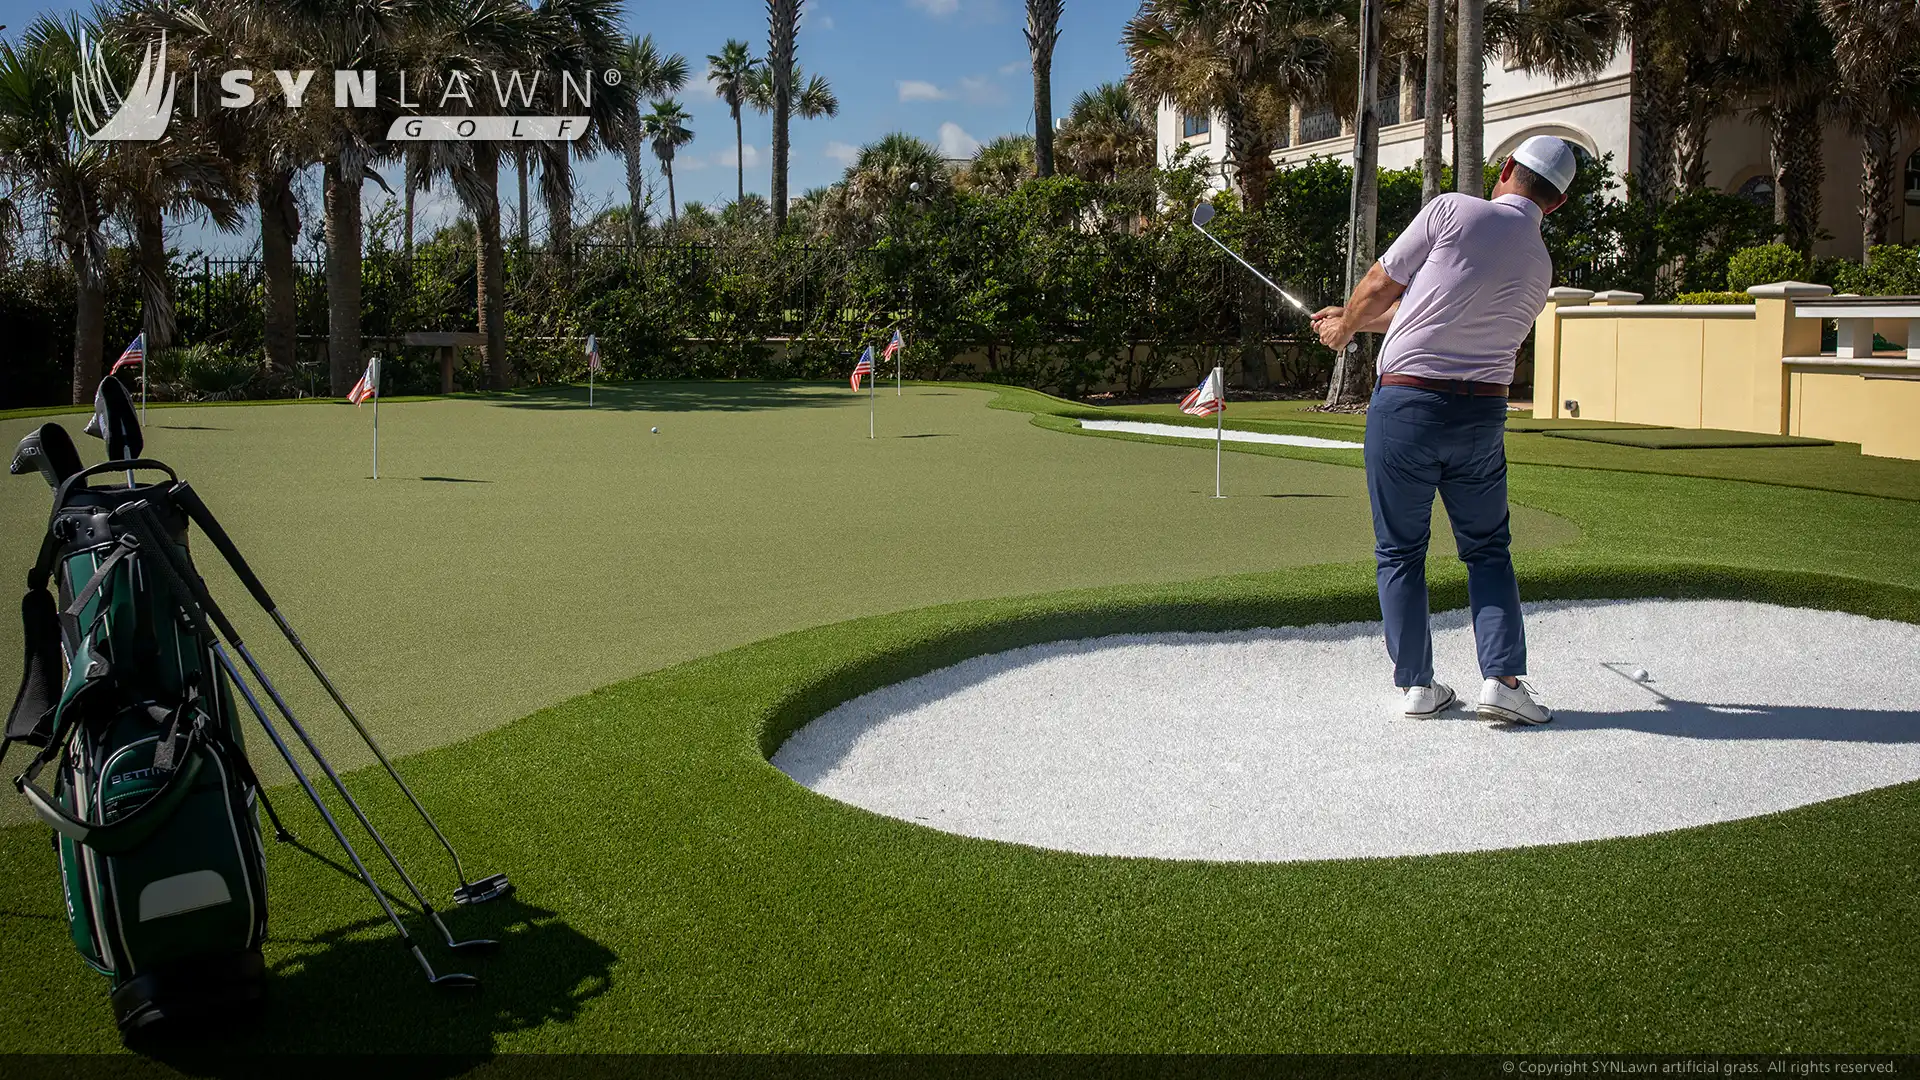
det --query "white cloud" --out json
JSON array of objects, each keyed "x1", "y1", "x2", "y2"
[
  {"x1": 937, "y1": 122, "x2": 981, "y2": 158},
  {"x1": 676, "y1": 154, "x2": 709, "y2": 171},
  {"x1": 908, "y1": 0, "x2": 960, "y2": 14},
  {"x1": 998, "y1": 60, "x2": 1025, "y2": 76},
  {"x1": 958, "y1": 75, "x2": 1003, "y2": 104},
  {"x1": 824, "y1": 140, "x2": 860, "y2": 166},
  {"x1": 719, "y1": 144, "x2": 762, "y2": 168},
  {"x1": 821, "y1": 14, "x2": 836, "y2": 28},
  {"x1": 897, "y1": 79, "x2": 948, "y2": 103}
]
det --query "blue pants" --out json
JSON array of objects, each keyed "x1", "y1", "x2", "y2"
[{"x1": 1364, "y1": 384, "x2": 1526, "y2": 688}]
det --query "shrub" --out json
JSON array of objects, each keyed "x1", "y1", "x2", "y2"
[
  {"x1": 1672, "y1": 292, "x2": 1751, "y2": 305},
  {"x1": 1725, "y1": 244, "x2": 1809, "y2": 293},
  {"x1": 1834, "y1": 244, "x2": 1920, "y2": 295}
]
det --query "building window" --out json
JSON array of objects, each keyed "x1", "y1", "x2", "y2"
[
  {"x1": 1737, "y1": 174, "x2": 1776, "y2": 211},
  {"x1": 1301, "y1": 106, "x2": 1340, "y2": 144},
  {"x1": 1379, "y1": 63, "x2": 1401, "y2": 128},
  {"x1": 1906, "y1": 150, "x2": 1920, "y2": 204},
  {"x1": 1182, "y1": 112, "x2": 1210, "y2": 139}
]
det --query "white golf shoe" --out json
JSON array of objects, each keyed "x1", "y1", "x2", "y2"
[
  {"x1": 1401, "y1": 682, "x2": 1456, "y2": 718},
  {"x1": 1478, "y1": 677, "x2": 1552, "y2": 725}
]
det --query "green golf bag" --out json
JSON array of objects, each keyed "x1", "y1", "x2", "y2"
[{"x1": 5, "y1": 457, "x2": 270, "y2": 1036}]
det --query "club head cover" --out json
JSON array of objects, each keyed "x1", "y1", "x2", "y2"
[
  {"x1": 84, "y1": 376, "x2": 142, "y2": 461},
  {"x1": 10, "y1": 423, "x2": 84, "y2": 488}
]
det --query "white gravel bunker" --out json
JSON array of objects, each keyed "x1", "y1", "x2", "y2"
[{"x1": 773, "y1": 600, "x2": 1920, "y2": 861}]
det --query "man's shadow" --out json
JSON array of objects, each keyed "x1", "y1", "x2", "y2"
[
  {"x1": 145, "y1": 896, "x2": 615, "y2": 1071},
  {"x1": 1501, "y1": 664, "x2": 1920, "y2": 744}
]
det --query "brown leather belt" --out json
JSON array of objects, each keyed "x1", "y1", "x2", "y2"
[{"x1": 1379, "y1": 373, "x2": 1509, "y2": 398}]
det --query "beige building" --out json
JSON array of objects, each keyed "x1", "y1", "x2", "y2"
[{"x1": 1153, "y1": 46, "x2": 1920, "y2": 260}]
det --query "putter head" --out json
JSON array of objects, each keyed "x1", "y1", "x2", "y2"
[
  {"x1": 430, "y1": 972, "x2": 482, "y2": 991},
  {"x1": 83, "y1": 376, "x2": 143, "y2": 461},
  {"x1": 10, "y1": 423, "x2": 84, "y2": 488},
  {"x1": 448, "y1": 936, "x2": 502, "y2": 953},
  {"x1": 1191, "y1": 202, "x2": 1217, "y2": 228},
  {"x1": 453, "y1": 873, "x2": 513, "y2": 905}
]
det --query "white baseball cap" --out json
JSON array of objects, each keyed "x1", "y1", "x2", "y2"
[{"x1": 1510, "y1": 135, "x2": 1577, "y2": 195}]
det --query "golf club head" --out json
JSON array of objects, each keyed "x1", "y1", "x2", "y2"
[
  {"x1": 453, "y1": 873, "x2": 514, "y2": 905},
  {"x1": 1191, "y1": 202, "x2": 1216, "y2": 228},
  {"x1": 430, "y1": 972, "x2": 482, "y2": 991},
  {"x1": 447, "y1": 937, "x2": 502, "y2": 953},
  {"x1": 82, "y1": 376, "x2": 143, "y2": 461},
  {"x1": 10, "y1": 423, "x2": 84, "y2": 488}
]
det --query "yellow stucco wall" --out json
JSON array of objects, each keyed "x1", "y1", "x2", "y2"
[{"x1": 1533, "y1": 294, "x2": 1919, "y2": 460}]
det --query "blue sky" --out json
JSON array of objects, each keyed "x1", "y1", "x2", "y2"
[{"x1": 2, "y1": 0, "x2": 1142, "y2": 252}]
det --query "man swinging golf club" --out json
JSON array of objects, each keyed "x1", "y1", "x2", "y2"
[{"x1": 1311, "y1": 135, "x2": 1576, "y2": 725}]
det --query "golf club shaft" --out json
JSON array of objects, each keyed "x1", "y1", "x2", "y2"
[
  {"x1": 171, "y1": 482, "x2": 475, "y2": 887},
  {"x1": 124, "y1": 501, "x2": 454, "y2": 939},
  {"x1": 1193, "y1": 224, "x2": 1306, "y2": 312}
]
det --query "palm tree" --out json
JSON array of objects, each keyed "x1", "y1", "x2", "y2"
[
  {"x1": 767, "y1": 0, "x2": 803, "y2": 230},
  {"x1": 845, "y1": 133, "x2": 947, "y2": 218},
  {"x1": 746, "y1": 65, "x2": 839, "y2": 124},
  {"x1": 643, "y1": 98, "x2": 695, "y2": 223},
  {"x1": 1025, "y1": 0, "x2": 1064, "y2": 178},
  {"x1": 1735, "y1": 0, "x2": 1835, "y2": 257},
  {"x1": 957, "y1": 134, "x2": 1035, "y2": 196},
  {"x1": 1055, "y1": 82, "x2": 1152, "y2": 182},
  {"x1": 1818, "y1": 0, "x2": 1920, "y2": 253},
  {"x1": 528, "y1": 0, "x2": 634, "y2": 260},
  {"x1": 1423, "y1": 0, "x2": 1446, "y2": 203},
  {"x1": 615, "y1": 34, "x2": 689, "y2": 243},
  {"x1": 1456, "y1": 0, "x2": 1484, "y2": 194},
  {"x1": 0, "y1": 18, "x2": 122, "y2": 402},
  {"x1": 1125, "y1": 0, "x2": 1346, "y2": 388},
  {"x1": 707, "y1": 38, "x2": 761, "y2": 202}
]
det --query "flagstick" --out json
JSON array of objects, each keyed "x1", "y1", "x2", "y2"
[
  {"x1": 868, "y1": 369, "x2": 876, "y2": 439},
  {"x1": 371, "y1": 371, "x2": 380, "y2": 481},
  {"x1": 896, "y1": 349, "x2": 901, "y2": 396},
  {"x1": 589, "y1": 365, "x2": 594, "y2": 408},
  {"x1": 141, "y1": 365, "x2": 147, "y2": 425},
  {"x1": 1213, "y1": 366, "x2": 1225, "y2": 499}
]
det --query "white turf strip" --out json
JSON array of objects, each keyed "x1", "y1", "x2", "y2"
[
  {"x1": 1078, "y1": 419, "x2": 1363, "y2": 450},
  {"x1": 773, "y1": 600, "x2": 1920, "y2": 862}
]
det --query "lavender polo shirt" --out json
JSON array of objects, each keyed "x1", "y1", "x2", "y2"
[{"x1": 1376, "y1": 192, "x2": 1552, "y2": 386}]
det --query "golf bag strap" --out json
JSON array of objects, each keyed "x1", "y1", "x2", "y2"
[
  {"x1": 27, "y1": 529, "x2": 58, "y2": 592},
  {"x1": 171, "y1": 484, "x2": 277, "y2": 612},
  {"x1": 50, "y1": 460, "x2": 178, "y2": 518},
  {"x1": 4, "y1": 588, "x2": 64, "y2": 761},
  {"x1": 14, "y1": 712, "x2": 207, "y2": 857},
  {"x1": 59, "y1": 536, "x2": 139, "y2": 654}
]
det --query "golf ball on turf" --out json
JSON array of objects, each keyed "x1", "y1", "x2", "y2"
[
  {"x1": 1633, "y1": 668, "x2": 1651, "y2": 682},
  {"x1": 651, "y1": 426, "x2": 659, "y2": 434}
]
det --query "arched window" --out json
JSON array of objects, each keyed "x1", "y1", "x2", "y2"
[
  {"x1": 1737, "y1": 174, "x2": 1776, "y2": 211},
  {"x1": 1905, "y1": 150, "x2": 1920, "y2": 205}
]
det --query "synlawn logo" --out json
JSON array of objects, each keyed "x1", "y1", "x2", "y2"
[{"x1": 79, "y1": 32, "x2": 605, "y2": 143}]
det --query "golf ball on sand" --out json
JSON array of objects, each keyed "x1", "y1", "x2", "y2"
[
  {"x1": 650, "y1": 427, "x2": 659, "y2": 434},
  {"x1": 1632, "y1": 668, "x2": 1651, "y2": 682}
]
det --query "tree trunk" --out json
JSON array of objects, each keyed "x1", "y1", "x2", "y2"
[
  {"x1": 516, "y1": 149, "x2": 530, "y2": 252},
  {"x1": 625, "y1": 134, "x2": 647, "y2": 243},
  {"x1": 1861, "y1": 121, "x2": 1898, "y2": 254},
  {"x1": 666, "y1": 160, "x2": 678, "y2": 222},
  {"x1": 324, "y1": 154, "x2": 364, "y2": 396},
  {"x1": 768, "y1": 0, "x2": 799, "y2": 230},
  {"x1": 403, "y1": 172, "x2": 416, "y2": 261},
  {"x1": 1628, "y1": 35, "x2": 1679, "y2": 205},
  {"x1": 70, "y1": 258, "x2": 105, "y2": 405},
  {"x1": 1770, "y1": 96, "x2": 1823, "y2": 259},
  {"x1": 259, "y1": 167, "x2": 300, "y2": 377},
  {"x1": 1329, "y1": 0, "x2": 1383, "y2": 407},
  {"x1": 1032, "y1": 49, "x2": 1055, "y2": 177},
  {"x1": 1454, "y1": 0, "x2": 1483, "y2": 196},
  {"x1": 133, "y1": 200, "x2": 175, "y2": 351},
  {"x1": 542, "y1": 147, "x2": 574, "y2": 258},
  {"x1": 473, "y1": 145, "x2": 510, "y2": 390},
  {"x1": 1223, "y1": 105, "x2": 1274, "y2": 389},
  {"x1": 1423, "y1": 0, "x2": 1447, "y2": 204},
  {"x1": 734, "y1": 107, "x2": 745, "y2": 202}
]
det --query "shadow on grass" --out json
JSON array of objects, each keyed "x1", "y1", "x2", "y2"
[
  {"x1": 420, "y1": 476, "x2": 491, "y2": 484},
  {"x1": 898, "y1": 433, "x2": 955, "y2": 439},
  {"x1": 485, "y1": 382, "x2": 850, "y2": 414},
  {"x1": 155, "y1": 425, "x2": 231, "y2": 431},
  {"x1": 144, "y1": 898, "x2": 614, "y2": 1068}
]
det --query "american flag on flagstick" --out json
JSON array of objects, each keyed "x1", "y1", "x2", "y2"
[
  {"x1": 850, "y1": 346, "x2": 874, "y2": 391},
  {"x1": 881, "y1": 329, "x2": 903, "y2": 360},
  {"x1": 1180, "y1": 368, "x2": 1225, "y2": 417},
  {"x1": 586, "y1": 334, "x2": 600, "y2": 372},
  {"x1": 109, "y1": 333, "x2": 145, "y2": 375},
  {"x1": 348, "y1": 357, "x2": 380, "y2": 406}
]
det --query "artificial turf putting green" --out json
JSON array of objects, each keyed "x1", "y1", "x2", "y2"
[
  {"x1": 2, "y1": 381, "x2": 1919, "y2": 1055},
  {"x1": 1543, "y1": 428, "x2": 1837, "y2": 450},
  {"x1": 8, "y1": 383, "x2": 1580, "y2": 818}
]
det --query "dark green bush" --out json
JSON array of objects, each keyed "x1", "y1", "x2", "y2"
[
  {"x1": 1725, "y1": 244, "x2": 1809, "y2": 292},
  {"x1": 1834, "y1": 245, "x2": 1920, "y2": 295}
]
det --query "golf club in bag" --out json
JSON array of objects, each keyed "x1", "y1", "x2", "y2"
[
  {"x1": 5, "y1": 379, "x2": 508, "y2": 1035},
  {"x1": 1190, "y1": 202, "x2": 1359, "y2": 360}
]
